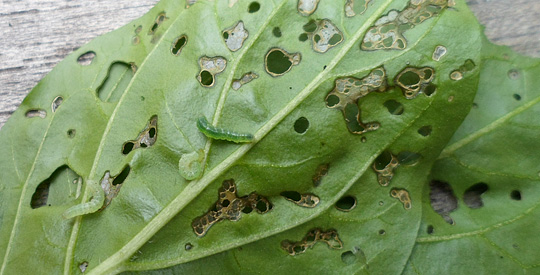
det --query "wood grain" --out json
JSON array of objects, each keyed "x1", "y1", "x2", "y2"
[{"x1": 0, "y1": 0, "x2": 539, "y2": 129}]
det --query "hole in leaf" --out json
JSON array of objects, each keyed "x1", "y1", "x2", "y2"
[
  {"x1": 373, "y1": 151, "x2": 399, "y2": 186},
  {"x1": 192, "y1": 179, "x2": 272, "y2": 237},
  {"x1": 281, "y1": 228, "x2": 342, "y2": 256},
  {"x1": 397, "y1": 151, "x2": 421, "y2": 166},
  {"x1": 266, "y1": 50, "x2": 292, "y2": 75},
  {"x1": 463, "y1": 182, "x2": 489, "y2": 209},
  {"x1": 171, "y1": 35, "x2": 187, "y2": 55},
  {"x1": 427, "y1": 225, "x2": 434, "y2": 234},
  {"x1": 510, "y1": 190, "x2": 521, "y2": 201},
  {"x1": 79, "y1": 262, "x2": 89, "y2": 273},
  {"x1": 77, "y1": 51, "x2": 96, "y2": 66},
  {"x1": 200, "y1": 70, "x2": 213, "y2": 86},
  {"x1": 248, "y1": 2, "x2": 260, "y2": 13},
  {"x1": 378, "y1": 229, "x2": 386, "y2": 235},
  {"x1": 341, "y1": 251, "x2": 356, "y2": 265},
  {"x1": 294, "y1": 117, "x2": 309, "y2": 134},
  {"x1": 31, "y1": 165, "x2": 81, "y2": 209},
  {"x1": 112, "y1": 165, "x2": 131, "y2": 186},
  {"x1": 299, "y1": 33, "x2": 308, "y2": 42},
  {"x1": 418, "y1": 126, "x2": 432, "y2": 136},
  {"x1": 303, "y1": 20, "x2": 318, "y2": 32},
  {"x1": 264, "y1": 48, "x2": 301, "y2": 77},
  {"x1": 424, "y1": 83, "x2": 437, "y2": 96},
  {"x1": 97, "y1": 62, "x2": 135, "y2": 102},
  {"x1": 429, "y1": 180, "x2": 458, "y2": 225},
  {"x1": 335, "y1": 196, "x2": 356, "y2": 212},
  {"x1": 66, "y1": 129, "x2": 76, "y2": 139},
  {"x1": 185, "y1": 243, "x2": 193, "y2": 251},
  {"x1": 281, "y1": 191, "x2": 320, "y2": 208},
  {"x1": 122, "y1": 116, "x2": 158, "y2": 155},
  {"x1": 52, "y1": 96, "x2": 63, "y2": 112},
  {"x1": 374, "y1": 151, "x2": 393, "y2": 171},
  {"x1": 149, "y1": 12, "x2": 167, "y2": 35},
  {"x1": 513, "y1": 94, "x2": 521, "y2": 101},
  {"x1": 383, "y1": 100, "x2": 404, "y2": 115},
  {"x1": 25, "y1": 109, "x2": 47, "y2": 119},
  {"x1": 272, "y1": 27, "x2": 282, "y2": 37},
  {"x1": 197, "y1": 56, "x2": 227, "y2": 87},
  {"x1": 122, "y1": 142, "x2": 135, "y2": 155},
  {"x1": 222, "y1": 21, "x2": 249, "y2": 52},
  {"x1": 281, "y1": 191, "x2": 302, "y2": 202}
]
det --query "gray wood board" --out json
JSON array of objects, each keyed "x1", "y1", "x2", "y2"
[{"x1": 0, "y1": 0, "x2": 539, "y2": 129}]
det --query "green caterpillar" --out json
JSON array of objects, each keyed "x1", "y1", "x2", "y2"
[
  {"x1": 63, "y1": 179, "x2": 104, "y2": 219},
  {"x1": 197, "y1": 117, "x2": 254, "y2": 143}
]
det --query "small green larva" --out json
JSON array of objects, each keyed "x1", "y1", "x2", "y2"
[
  {"x1": 63, "y1": 180, "x2": 104, "y2": 219},
  {"x1": 197, "y1": 117, "x2": 253, "y2": 143}
]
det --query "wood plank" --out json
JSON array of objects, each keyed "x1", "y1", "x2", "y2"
[{"x1": 0, "y1": 0, "x2": 538, "y2": 129}]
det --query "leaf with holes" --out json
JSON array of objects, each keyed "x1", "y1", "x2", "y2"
[
  {"x1": 403, "y1": 38, "x2": 540, "y2": 274},
  {"x1": 0, "y1": 0, "x2": 483, "y2": 274}
]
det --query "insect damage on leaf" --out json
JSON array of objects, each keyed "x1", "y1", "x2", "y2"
[
  {"x1": 325, "y1": 67, "x2": 387, "y2": 135},
  {"x1": 222, "y1": 21, "x2": 249, "y2": 52},
  {"x1": 297, "y1": 0, "x2": 320, "y2": 16},
  {"x1": 280, "y1": 191, "x2": 320, "y2": 208},
  {"x1": 450, "y1": 59, "x2": 476, "y2": 81},
  {"x1": 361, "y1": 0, "x2": 449, "y2": 51},
  {"x1": 390, "y1": 188, "x2": 412, "y2": 210},
  {"x1": 122, "y1": 115, "x2": 158, "y2": 155},
  {"x1": 192, "y1": 179, "x2": 272, "y2": 237},
  {"x1": 25, "y1": 109, "x2": 47, "y2": 119},
  {"x1": 304, "y1": 19, "x2": 344, "y2": 53},
  {"x1": 335, "y1": 195, "x2": 357, "y2": 212},
  {"x1": 62, "y1": 165, "x2": 130, "y2": 219},
  {"x1": 171, "y1": 35, "x2": 188, "y2": 56},
  {"x1": 345, "y1": 0, "x2": 372, "y2": 17},
  {"x1": 148, "y1": 12, "x2": 168, "y2": 43},
  {"x1": 312, "y1": 163, "x2": 329, "y2": 187},
  {"x1": 429, "y1": 180, "x2": 458, "y2": 225},
  {"x1": 395, "y1": 67, "x2": 436, "y2": 99},
  {"x1": 264, "y1": 48, "x2": 301, "y2": 77},
  {"x1": 232, "y1": 72, "x2": 258, "y2": 90},
  {"x1": 281, "y1": 228, "x2": 343, "y2": 256},
  {"x1": 463, "y1": 182, "x2": 488, "y2": 209},
  {"x1": 372, "y1": 151, "x2": 399, "y2": 186},
  {"x1": 30, "y1": 165, "x2": 81, "y2": 209},
  {"x1": 197, "y1": 56, "x2": 227, "y2": 87},
  {"x1": 100, "y1": 165, "x2": 131, "y2": 210},
  {"x1": 51, "y1": 96, "x2": 63, "y2": 113},
  {"x1": 432, "y1": 45, "x2": 448, "y2": 61}
]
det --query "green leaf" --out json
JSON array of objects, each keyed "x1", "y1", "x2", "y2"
[
  {"x1": 0, "y1": 0, "x2": 483, "y2": 274},
  {"x1": 404, "y1": 39, "x2": 540, "y2": 273}
]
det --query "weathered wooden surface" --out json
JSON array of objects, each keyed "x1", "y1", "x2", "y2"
[{"x1": 0, "y1": 0, "x2": 539, "y2": 129}]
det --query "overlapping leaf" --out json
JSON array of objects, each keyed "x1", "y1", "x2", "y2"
[{"x1": 404, "y1": 38, "x2": 540, "y2": 274}]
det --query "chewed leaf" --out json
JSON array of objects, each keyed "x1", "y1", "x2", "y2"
[{"x1": 0, "y1": 0, "x2": 489, "y2": 274}]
